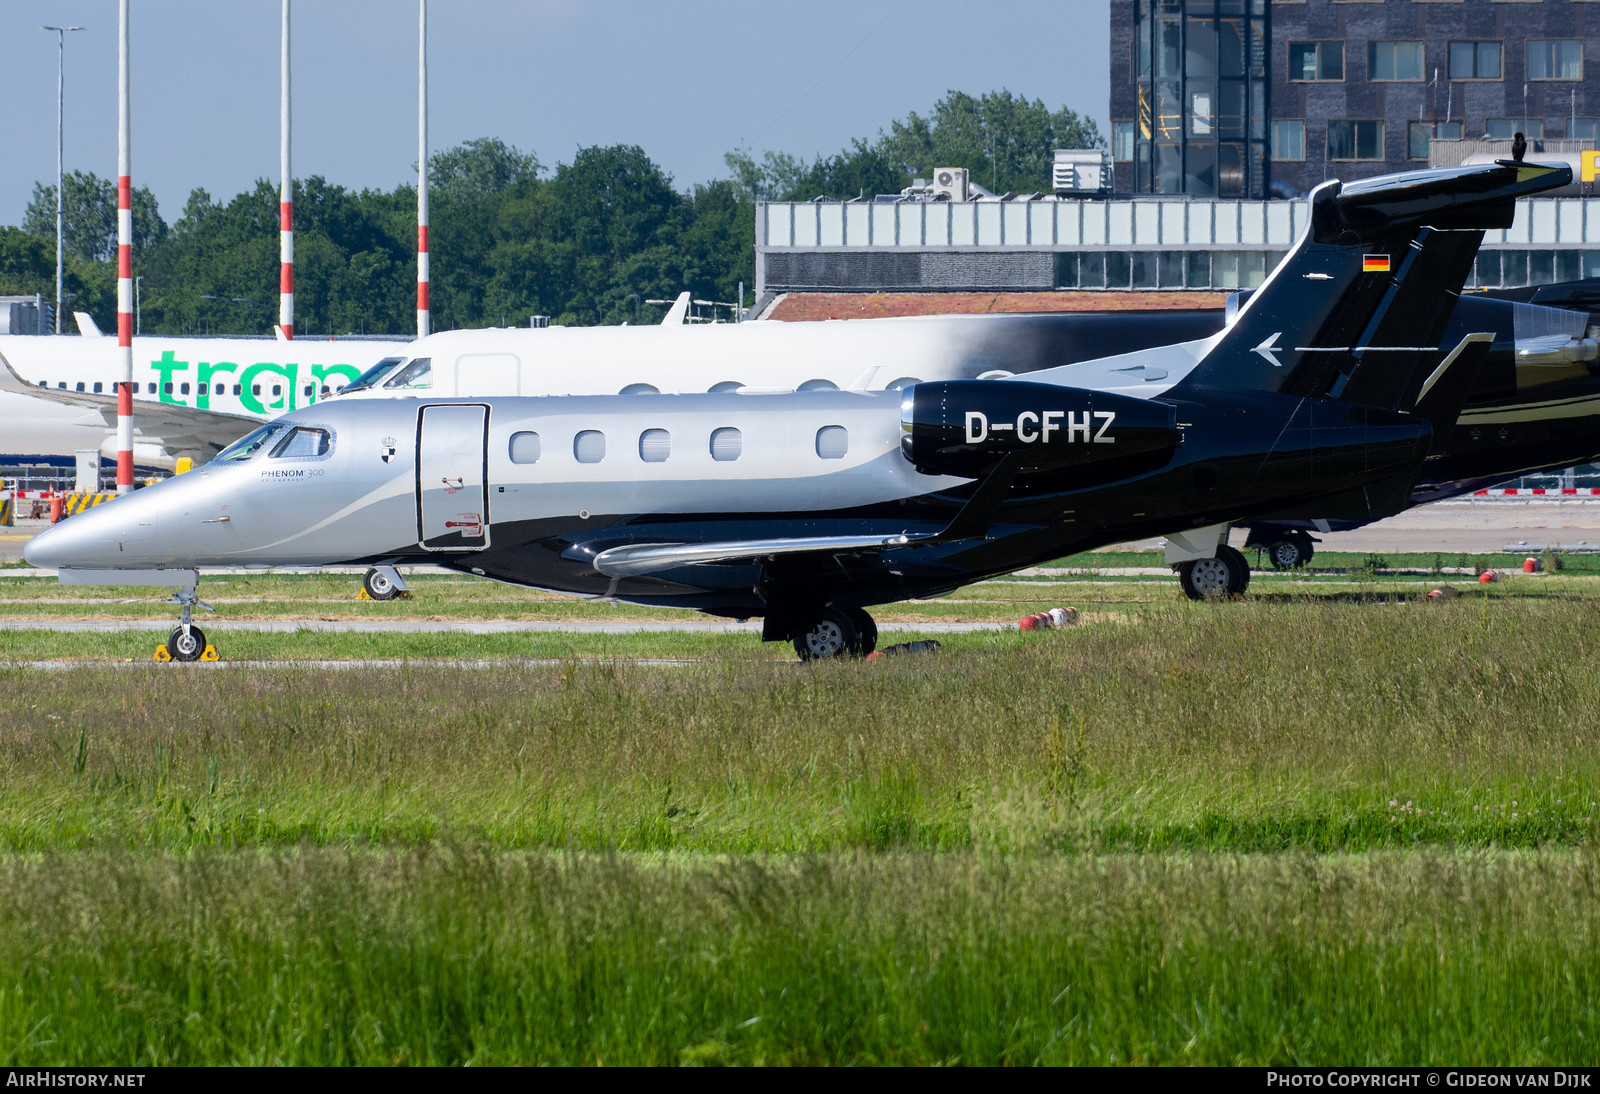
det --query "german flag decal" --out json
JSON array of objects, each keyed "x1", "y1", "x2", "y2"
[{"x1": 1363, "y1": 254, "x2": 1391, "y2": 273}]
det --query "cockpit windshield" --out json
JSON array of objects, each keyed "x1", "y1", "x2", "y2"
[
  {"x1": 383, "y1": 357, "x2": 433, "y2": 390},
  {"x1": 339, "y1": 356, "x2": 408, "y2": 394},
  {"x1": 213, "y1": 423, "x2": 287, "y2": 463}
]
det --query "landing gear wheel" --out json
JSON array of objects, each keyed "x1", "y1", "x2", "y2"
[
  {"x1": 793, "y1": 608, "x2": 863, "y2": 661},
  {"x1": 842, "y1": 607, "x2": 878, "y2": 656},
  {"x1": 363, "y1": 567, "x2": 399, "y2": 601},
  {"x1": 168, "y1": 625, "x2": 207, "y2": 663},
  {"x1": 1178, "y1": 556, "x2": 1234, "y2": 600},
  {"x1": 1265, "y1": 534, "x2": 1312, "y2": 571},
  {"x1": 1219, "y1": 544, "x2": 1251, "y2": 595}
]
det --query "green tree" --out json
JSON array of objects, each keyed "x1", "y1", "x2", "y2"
[{"x1": 23, "y1": 170, "x2": 167, "y2": 260}]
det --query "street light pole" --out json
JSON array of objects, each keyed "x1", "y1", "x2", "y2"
[
  {"x1": 40, "y1": 25, "x2": 84, "y2": 335},
  {"x1": 135, "y1": 275, "x2": 144, "y2": 335}
]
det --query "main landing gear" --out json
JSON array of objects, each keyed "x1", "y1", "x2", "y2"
[
  {"x1": 793, "y1": 607, "x2": 879, "y2": 660},
  {"x1": 154, "y1": 585, "x2": 218, "y2": 662},
  {"x1": 1177, "y1": 544, "x2": 1251, "y2": 600},
  {"x1": 360, "y1": 566, "x2": 411, "y2": 601}
]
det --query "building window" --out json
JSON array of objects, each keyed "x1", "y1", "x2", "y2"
[
  {"x1": 1409, "y1": 120, "x2": 1463, "y2": 160},
  {"x1": 709, "y1": 427, "x2": 742, "y2": 462},
  {"x1": 1528, "y1": 40, "x2": 1582, "y2": 81},
  {"x1": 638, "y1": 428, "x2": 670, "y2": 463},
  {"x1": 1289, "y1": 41, "x2": 1343, "y2": 81},
  {"x1": 1272, "y1": 120, "x2": 1306, "y2": 160},
  {"x1": 1571, "y1": 119, "x2": 1600, "y2": 143},
  {"x1": 508, "y1": 431, "x2": 540, "y2": 464},
  {"x1": 1487, "y1": 119, "x2": 1544, "y2": 140},
  {"x1": 1369, "y1": 41, "x2": 1424, "y2": 81},
  {"x1": 1329, "y1": 120, "x2": 1384, "y2": 160},
  {"x1": 815, "y1": 426, "x2": 848, "y2": 460},
  {"x1": 1112, "y1": 121, "x2": 1136, "y2": 161},
  {"x1": 574, "y1": 430, "x2": 606, "y2": 464},
  {"x1": 1449, "y1": 41, "x2": 1502, "y2": 80}
]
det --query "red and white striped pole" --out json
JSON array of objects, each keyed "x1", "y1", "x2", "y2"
[
  {"x1": 417, "y1": 0, "x2": 429, "y2": 339},
  {"x1": 115, "y1": 0, "x2": 134, "y2": 494},
  {"x1": 279, "y1": 0, "x2": 293, "y2": 341}
]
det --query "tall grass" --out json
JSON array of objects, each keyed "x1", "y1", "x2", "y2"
[
  {"x1": 2, "y1": 599, "x2": 1597, "y2": 853},
  {"x1": 2, "y1": 849, "x2": 1597, "y2": 1065}
]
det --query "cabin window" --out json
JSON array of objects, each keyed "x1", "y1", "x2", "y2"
[
  {"x1": 509, "y1": 431, "x2": 541, "y2": 464},
  {"x1": 58, "y1": 382, "x2": 66, "y2": 390},
  {"x1": 37, "y1": 380, "x2": 45, "y2": 388},
  {"x1": 93, "y1": 382, "x2": 103, "y2": 393},
  {"x1": 76, "y1": 381, "x2": 84, "y2": 392},
  {"x1": 710, "y1": 427, "x2": 742, "y2": 462},
  {"x1": 621, "y1": 383, "x2": 660, "y2": 396},
  {"x1": 816, "y1": 425, "x2": 849, "y2": 459},
  {"x1": 885, "y1": 377, "x2": 921, "y2": 390},
  {"x1": 270, "y1": 426, "x2": 333, "y2": 459},
  {"x1": 798, "y1": 379, "x2": 838, "y2": 392},
  {"x1": 181, "y1": 383, "x2": 190, "y2": 395},
  {"x1": 216, "y1": 383, "x2": 226, "y2": 394},
  {"x1": 708, "y1": 381, "x2": 743, "y2": 394},
  {"x1": 272, "y1": 385, "x2": 282, "y2": 397},
  {"x1": 147, "y1": 383, "x2": 156, "y2": 394},
  {"x1": 233, "y1": 384, "x2": 242, "y2": 396},
  {"x1": 163, "y1": 382, "x2": 173, "y2": 394},
  {"x1": 303, "y1": 384, "x2": 314, "y2": 397},
  {"x1": 215, "y1": 423, "x2": 286, "y2": 462},
  {"x1": 639, "y1": 428, "x2": 671, "y2": 462},
  {"x1": 383, "y1": 357, "x2": 432, "y2": 389},
  {"x1": 252, "y1": 384, "x2": 261, "y2": 396},
  {"x1": 574, "y1": 430, "x2": 606, "y2": 464}
]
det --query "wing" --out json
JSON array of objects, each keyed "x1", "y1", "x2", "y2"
[
  {"x1": 0, "y1": 347, "x2": 260, "y2": 457},
  {"x1": 587, "y1": 453, "x2": 1025, "y2": 579},
  {"x1": 592, "y1": 532, "x2": 929, "y2": 578}
]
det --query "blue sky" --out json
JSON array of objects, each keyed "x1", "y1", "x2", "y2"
[{"x1": 0, "y1": 0, "x2": 1111, "y2": 227}]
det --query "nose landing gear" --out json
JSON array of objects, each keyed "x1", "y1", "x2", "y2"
[{"x1": 153, "y1": 585, "x2": 218, "y2": 662}]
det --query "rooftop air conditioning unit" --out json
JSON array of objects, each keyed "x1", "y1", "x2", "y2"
[
  {"x1": 931, "y1": 167, "x2": 968, "y2": 202},
  {"x1": 1053, "y1": 149, "x2": 1113, "y2": 197}
]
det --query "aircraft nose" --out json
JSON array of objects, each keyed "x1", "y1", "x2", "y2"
[{"x1": 23, "y1": 494, "x2": 161, "y2": 570}]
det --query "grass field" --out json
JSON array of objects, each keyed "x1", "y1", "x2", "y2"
[{"x1": 3, "y1": 574, "x2": 1600, "y2": 1064}]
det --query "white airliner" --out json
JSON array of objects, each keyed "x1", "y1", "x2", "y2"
[{"x1": 0, "y1": 294, "x2": 1219, "y2": 469}]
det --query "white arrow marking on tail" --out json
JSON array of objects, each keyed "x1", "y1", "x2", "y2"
[{"x1": 1254, "y1": 332, "x2": 1285, "y2": 368}]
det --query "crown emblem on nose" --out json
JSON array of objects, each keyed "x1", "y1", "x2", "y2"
[{"x1": 380, "y1": 436, "x2": 398, "y2": 463}]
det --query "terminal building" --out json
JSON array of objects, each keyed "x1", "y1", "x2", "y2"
[{"x1": 753, "y1": 0, "x2": 1600, "y2": 303}]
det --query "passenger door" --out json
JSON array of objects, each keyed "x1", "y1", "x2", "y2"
[{"x1": 416, "y1": 403, "x2": 489, "y2": 551}]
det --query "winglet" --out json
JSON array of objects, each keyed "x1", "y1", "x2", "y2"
[{"x1": 660, "y1": 292, "x2": 691, "y2": 326}]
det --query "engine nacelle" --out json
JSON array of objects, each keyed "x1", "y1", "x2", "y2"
[{"x1": 900, "y1": 380, "x2": 1180, "y2": 478}]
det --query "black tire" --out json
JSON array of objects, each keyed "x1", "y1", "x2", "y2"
[
  {"x1": 363, "y1": 567, "x2": 399, "y2": 601},
  {"x1": 1265, "y1": 537, "x2": 1307, "y2": 571},
  {"x1": 1294, "y1": 533, "x2": 1314, "y2": 567},
  {"x1": 793, "y1": 608, "x2": 863, "y2": 660},
  {"x1": 842, "y1": 607, "x2": 878, "y2": 656},
  {"x1": 1178, "y1": 555, "x2": 1234, "y2": 600},
  {"x1": 1219, "y1": 544, "x2": 1251, "y2": 594},
  {"x1": 168, "y1": 625, "x2": 207, "y2": 663}
]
